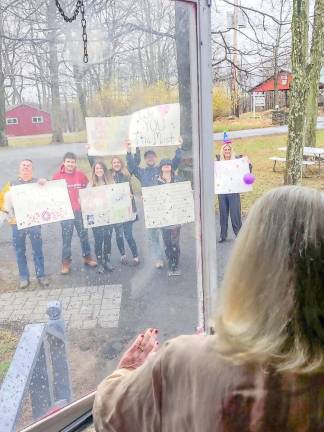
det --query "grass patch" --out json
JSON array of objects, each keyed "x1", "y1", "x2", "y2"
[
  {"x1": 7, "y1": 130, "x2": 87, "y2": 148},
  {"x1": 0, "y1": 329, "x2": 18, "y2": 381},
  {"x1": 214, "y1": 131, "x2": 324, "y2": 213},
  {"x1": 214, "y1": 111, "x2": 273, "y2": 132}
]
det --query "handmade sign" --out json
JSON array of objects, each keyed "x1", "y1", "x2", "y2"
[
  {"x1": 86, "y1": 116, "x2": 131, "y2": 156},
  {"x1": 214, "y1": 157, "x2": 253, "y2": 194},
  {"x1": 142, "y1": 181, "x2": 195, "y2": 229},
  {"x1": 86, "y1": 103, "x2": 180, "y2": 155},
  {"x1": 11, "y1": 180, "x2": 74, "y2": 229},
  {"x1": 79, "y1": 183, "x2": 134, "y2": 228}
]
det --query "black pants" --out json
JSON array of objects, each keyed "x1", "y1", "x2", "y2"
[
  {"x1": 162, "y1": 226, "x2": 181, "y2": 269},
  {"x1": 122, "y1": 221, "x2": 138, "y2": 258},
  {"x1": 218, "y1": 193, "x2": 242, "y2": 240},
  {"x1": 92, "y1": 224, "x2": 125, "y2": 263}
]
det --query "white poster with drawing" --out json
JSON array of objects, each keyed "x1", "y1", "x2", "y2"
[
  {"x1": 79, "y1": 183, "x2": 134, "y2": 228},
  {"x1": 142, "y1": 181, "x2": 195, "y2": 228},
  {"x1": 214, "y1": 157, "x2": 252, "y2": 194},
  {"x1": 11, "y1": 180, "x2": 74, "y2": 229},
  {"x1": 128, "y1": 103, "x2": 180, "y2": 148},
  {"x1": 86, "y1": 116, "x2": 131, "y2": 156},
  {"x1": 86, "y1": 103, "x2": 180, "y2": 155}
]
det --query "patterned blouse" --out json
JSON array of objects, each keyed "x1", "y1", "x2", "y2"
[{"x1": 93, "y1": 335, "x2": 324, "y2": 432}]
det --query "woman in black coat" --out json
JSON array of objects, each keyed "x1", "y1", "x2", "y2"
[{"x1": 216, "y1": 142, "x2": 252, "y2": 243}]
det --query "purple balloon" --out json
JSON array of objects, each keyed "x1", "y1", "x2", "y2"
[{"x1": 243, "y1": 173, "x2": 255, "y2": 185}]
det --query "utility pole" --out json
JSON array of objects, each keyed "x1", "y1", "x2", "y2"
[{"x1": 231, "y1": 0, "x2": 240, "y2": 117}]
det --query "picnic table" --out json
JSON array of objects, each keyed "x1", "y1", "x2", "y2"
[{"x1": 278, "y1": 146, "x2": 324, "y2": 175}]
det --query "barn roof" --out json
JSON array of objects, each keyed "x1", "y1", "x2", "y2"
[
  {"x1": 6, "y1": 103, "x2": 51, "y2": 115},
  {"x1": 250, "y1": 69, "x2": 324, "y2": 93},
  {"x1": 249, "y1": 70, "x2": 291, "y2": 93}
]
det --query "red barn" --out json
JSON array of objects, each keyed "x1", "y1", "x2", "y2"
[
  {"x1": 249, "y1": 70, "x2": 324, "y2": 109},
  {"x1": 5, "y1": 104, "x2": 52, "y2": 137}
]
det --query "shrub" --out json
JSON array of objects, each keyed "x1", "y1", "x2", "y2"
[{"x1": 213, "y1": 86, "x2": 231, "y2": 119}]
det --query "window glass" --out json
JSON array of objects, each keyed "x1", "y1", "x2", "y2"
[
  {"x1": 0, "y1": 1, "x2": 204, "y2": 430},
  {"x1": 6, "y1": 118, "x2": 18, "y2": 125},
  {"x1": 32, "y1": 117, "x2": 44, "y2": 123}
]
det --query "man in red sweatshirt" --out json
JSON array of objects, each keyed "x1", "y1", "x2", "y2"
[{"x1": 53, "y1": 152, "x2": 96, "y2": 274}]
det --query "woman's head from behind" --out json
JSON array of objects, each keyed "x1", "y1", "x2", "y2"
[{"x1": 216, "y1": 186, "x2": 324, "y2": 373}]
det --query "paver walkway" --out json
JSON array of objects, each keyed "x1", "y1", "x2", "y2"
[{"x1": 0, "y1": 284, "x2": 122, "y2": 329}]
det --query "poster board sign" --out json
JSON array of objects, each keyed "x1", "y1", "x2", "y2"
[
  {"x1": 142, "y1": 181, "x2": 195, "y2": 228},
  {"x1": 214, "y1": 157, "x2": 252, "y2": 194},
  {"x1": 79, "y1": 183, "x2": 134, "y2": 228},
  {"x1": 11, "y1": 180, "x2": 74, "y2": 229},
  {"x1": 86, "y1": 103, "x2": 180, "y2": 156},
  {"x1": 86, "y1": 116, "x2": 131, "y2": 156},
  {"x1": 128, "y1": 103, "x2": 180, "y2": 148}
]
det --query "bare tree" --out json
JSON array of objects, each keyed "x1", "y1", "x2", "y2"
[
  {"x1": 285, "y1": 0, "x2": 309, "y2": 184},
  {"x1": 304, "y1": 0, "x2": 324, "y2": 147}
]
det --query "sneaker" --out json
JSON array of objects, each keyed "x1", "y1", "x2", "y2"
[
  {"x1": 155, "y1": 260, "x2": 164, "y2": 269},
  {"x1": 132, "y1": 257, "x2": 140, "y2": 266},
  {"x1": 61, "y1": 261, "x2": 71, "y2": 275},
  {"x1": 168, "y1": 268, "x2": 182, "y2": 277},
  {"x1": 19, "y1": 279, "x2": 29, "y2": 289},
  {"x1": 38, "y1": 276, "x2": 50, "y2": 287},
  {"x1": 97, "y1": 264, "x2": 105, "y2": 274},
  {"x1": 218, "y1": 238, "x2": 226, "y2": 243},
  {"x1": 84, "y1": 256, "x2": 97, "y2": 267},
  {"x1": 120, "y1": 255, "x2": 128, "y2": 265},
  {"x1": 104, "y1": 261, "x2": 114, "y2": 272}
]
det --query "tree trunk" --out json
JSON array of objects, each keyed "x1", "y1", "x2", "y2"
[
  {"x1": 285, "y1": 0, "x2": 309, "y2": 185},
  {"x1": 0, "y1": 12, "x2": 8, "y2": 147},
  {"x1": 47, "y1": 0, "x2": 63, "y2": 144},
  {"x1": 73, "y1": 65, "x2": 87, "y2": 128},
  {"x1": 175, "y1": 3, "x2": 192, "y2": 181},
  {"x1": 303, "y1": 0, "x2": 324, "y2": 148}
]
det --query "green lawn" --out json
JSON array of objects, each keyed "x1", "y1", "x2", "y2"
[
  {"x1": 213, "y1": 111, "x2": 274, "y2": 133},
  {"x1": 215, "y1": 131, "x2": 324, "y2": 213},
  {"x1": 0, "y1": 329, "x2": 18, "y2": 382}
]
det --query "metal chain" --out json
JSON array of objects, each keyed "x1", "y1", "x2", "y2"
[
  {"x1": 55, "y1": 0, "x2": 82, "y2": 22},
  {"x1": 54, "y1": 0, "x2": 88, "y2": 63},
  {"x1": 80, "y1": 1, "x2": 88, "y2": 63}
]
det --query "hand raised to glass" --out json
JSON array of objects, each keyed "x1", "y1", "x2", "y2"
[{"x1": 118, "y1": 328, "x2": 159, "y2": 370}]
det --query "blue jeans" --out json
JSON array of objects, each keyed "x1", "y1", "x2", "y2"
[
  {"x1": 148, "y1": 228, "x2": 163, "y2": 260},
  {"x1": 123, "y1": 221, "x2": 138, "y2": 258},
  {"x1": 92, "y1": 224, "x2": 125, "y2": 263},
  {"x1": 61, "y1": 211, "x2": 91, "y2": 262},
  {"x1": 12, "y1": 225, "x2": 45, "y2": 281}
]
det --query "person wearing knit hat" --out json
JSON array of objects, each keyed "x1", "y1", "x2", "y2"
[{"x1": 216, "y1": 137, "x2": 252, "y2": 243}]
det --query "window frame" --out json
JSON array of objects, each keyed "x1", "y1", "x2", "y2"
[
  {"x1": 31, "y1": 116, "x2": 44, "y2": 124},
  {"x1": 6, "y1": 117, "x2": 19, "y2": 125}
]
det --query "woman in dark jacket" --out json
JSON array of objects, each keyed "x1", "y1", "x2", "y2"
[
  {"x1": 109, "y1": 156, "x2": 140, "y2": 266},
  {"x1": 157, "y1": 159, "x2": 181, "y2": 276},
  {"x1": 216, "y1": 141, "x2": 252, "y2": 243}
]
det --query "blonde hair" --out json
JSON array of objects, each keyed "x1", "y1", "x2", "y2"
[
  {"x1": 215, "y1": 186, "x2": 324, "y2": 373},
  {"x1": 110, "y1": 156, "x2": 130, "y2": 179},
  {"x1": 220, "y1": 144, "x2": 236, "y2": 160}
]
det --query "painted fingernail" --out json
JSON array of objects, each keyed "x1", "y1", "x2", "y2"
[
  {"x1": 155, "y1": 329, "x2": 159, "y2": 334},
  {"x1": 140, "y1": 334, "x2": 144, "y2": 338}
]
